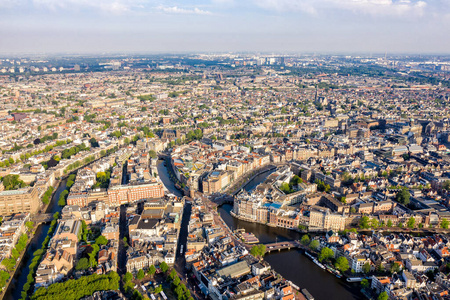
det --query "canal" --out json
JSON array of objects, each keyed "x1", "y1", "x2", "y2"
[
  {"x1": 156, "y1": 159, "x2": 183, "y2": 198},
  {"x1": 156, "y1": 160, "x2": 364, "y2": 300},
  {"x1": 217, "y1": 169, "x2": 364, "y2": 300},
  {"x1": 4, "y1": 178, "x2": 68, "y2": 300}
]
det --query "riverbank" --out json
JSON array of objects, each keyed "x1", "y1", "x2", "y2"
[
  {"x1": 3, "y1": 178, "x2": 68, "y2": 300},
  {"x1": 0, "y1": 178, "x2": 65, "y2": 300},
  {"x1": 224, "y1": 164, "x2": 278, "y2": 195},
  {"x1": 0, "y1": 227, "x2": 34, "y2": 299},
  {"x1": 219, "y1": 204, "x2": 364, "y2": 300}
]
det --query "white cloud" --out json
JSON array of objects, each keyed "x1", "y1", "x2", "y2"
[
  {"x1": 254, "y1": 0, "x2": 428, "y2": 17},
  {"x1": 0, "y1": 0, "x2": 214, "y2": 15},
  {"x1": 0, "y1": 0, "x2": 143, "y2": 14},
  {"x1": 157, "y1": 5, "x2": 212, "y2": 15},
  {"x1": 31, "y1": 0, "x2": 135, "y2": 13}
]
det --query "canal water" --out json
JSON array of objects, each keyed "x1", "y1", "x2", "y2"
[
  {"x1": 157, "y1": 160, "x2": 183, "y2": 198},
  {"x1": 4, "y1": 179, "x2": 68, "y2": 300},
  {"x1": 217, "y1": 169, "x2": 364, "y2": 300}
]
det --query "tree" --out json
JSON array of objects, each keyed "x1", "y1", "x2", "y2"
[
  {"x1": 387, "y1": 220, "x2": 393, "y2": 228},
  {"x1": 89, "y1": 138, "x2": 99, "y2": 148},
  {"x1": 2, "y1": 174, "x2": 26, "y2": 190},
  {"x1": 32, "y1": 272, "x2": 120, "y2": 300},
  {"x1": 160, "y1": 261, "x2": 169, "y2": 273},
  {"x1": 440, "y1": 218, "x2": 449, "y2": 229},
  {"x1": 396, "y1": 188, "x2": 410, "y2": 205},
  {"x1": 301, "y1": 235, "x2": 310, "y2": 246},
  {"x1": 443, "y1": 180, "x2": 450, "y2": 191},
  {"x1": 1, "y1": 258, "x2": 15, "y2": 271},
  {"x1": 148, "y1": 265, "x2": 156, "y2": 277},
  {"x1": 0, "y1": 270, "x2": 10, "y2": 288},
  {"x1": 361, "y1": 278, "x2": 369, "y2": 289},
  {"x1": 95, "y1": 235, "x2": 108, "y2": 245},
  {"x1": 370, "y1": 218, "x2": 379, "y2": 229},
  {"x1": 25, "y1": 221, "x2": 34, "y2": 231},
  {"x1": 390, "y1": 262, "x2": 401, "y2": 274},
  {"x1": 315, "y1": 179, "x2": 330, "y2": 192},
  {"x1": 137, "y1": 269, "x2": 145, "y2": 280},
  {"x1": 377, "y1": 291, "x2": 389, "y2": 300},
  {"x1": 335, "y1": 256, "x2": 349, "y2": 272},
  {"x1": 309, "y1": 240, "x2": 320, "y2": 251},
  {"x1": 124, "y1": 272, "x2": 133, "y2": 283},
  {"x1": 172, "y1": 275, "x2": 181, "y2": 287},
  {"x1": 149, "y1": 150, "x2": 157, "y2": 159},
  {"x1": 75, "y1": 258, "x2": 90, "y2": 270},
  {"x1": 250, "y1": 244, "x2": 266, "y2": 257},
  {"x1": 407, "y1": 217, "x2": 415, "y2": 229},
  {"x1": 88, "y1": 244, "x2": 99, "y2": 267},
  {"x1": 362, "y1": 262, "x2": 371, "y2": 274},
  {"x1": 360, "y1": 216, "x2": 370, "y2": 229},
  {"x1": 280, "y1": 182, "x2": 293, "y2": 194},
  {"x1": 11, "y1": 248, "x2": 20, "y2": 260},
  {"x1": 169, "y1": 269, "x2": 178, "y2": 280},
  {"x1": 58, "y1": 190, "x2": 68, "y2": 206},
  {"x1": 318, "y1": 247, "x2": 334, "y2": 262},
  {"x1": 154, "y1": 285, "x2": 163, "y2": 294}
]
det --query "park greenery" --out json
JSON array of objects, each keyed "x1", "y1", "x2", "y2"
[{"x1": 32, "y1": 272, "x2": 120, "y2": 300}]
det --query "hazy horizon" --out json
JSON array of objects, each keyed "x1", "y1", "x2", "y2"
[{"x1": 1, "y1": 0, "x2": 450, "y2": 55}]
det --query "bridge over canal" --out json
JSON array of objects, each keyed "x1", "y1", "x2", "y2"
[
  {"x1": 264, "y1": 240, "x2": 302, "y2": 253},
  {"x1": 31, "y1": 213, "x2": 54, "y2": 224}
]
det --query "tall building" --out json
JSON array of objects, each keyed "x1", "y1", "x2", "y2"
[
  {"x1": 0, "y1": 187, "x2": 40, "y2": 215},
  {"x1": 107, "y1": 182, "x2": 164, "y2": 206},
  {"x1": 309, "y1": 207, "x2": 346, "y2": 232}
]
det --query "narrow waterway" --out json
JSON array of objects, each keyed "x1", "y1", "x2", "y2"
[
  {"x1": 240, "y1": 168, "x2": 277, "y2": 193},
  {"x1": 156, "y1": 159, "x2": 183, "y2": 198},
  {"x1": 4, "y1": 178, "x2": 68, "y2": 300}
]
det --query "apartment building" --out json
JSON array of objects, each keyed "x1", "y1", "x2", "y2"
[{"x1": 0, "y1": 187, "x2": 40, "y2": 214}]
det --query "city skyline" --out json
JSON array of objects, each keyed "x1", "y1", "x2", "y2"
[{"x1": 1, "y1": 0, "x2": 450, "y2": 54}]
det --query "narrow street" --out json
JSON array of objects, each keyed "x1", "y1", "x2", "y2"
[
  {"x1": 174, "y1": 202, "x2": 191, "y2": 280},
  {"x1": 118, "y1": 204, "x2": 129, "y2": 277}
]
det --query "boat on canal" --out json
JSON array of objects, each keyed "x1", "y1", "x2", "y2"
[
  {"x1": 312, "y1": 258, "x2": 326, "y2": 270},
  {"x1": 304, "y1": 251, "x2": 315, "y2": 260},
  {"x1": 346, "y1": 277, "x2": 363, "y2": 282}
]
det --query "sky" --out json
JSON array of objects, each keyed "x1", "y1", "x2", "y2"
[{"x1": 0, "y1": 0, "x2": 449, "y2": 55}]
